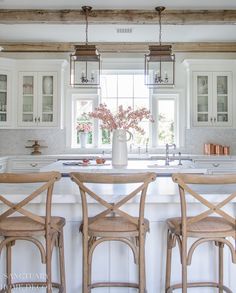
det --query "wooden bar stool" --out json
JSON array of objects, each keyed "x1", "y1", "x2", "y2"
[
  {"x1": 165, "y1": 173, "x2": 236, "y2": 293},
  {"x1": 0, "y1": 172, "x2": 66, "y2": 293},
  {"x1": 70, "y1": 172, "x2": 156, "y2": 293}
]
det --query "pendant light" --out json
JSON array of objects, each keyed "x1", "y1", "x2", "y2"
[
  {"x1": 145, "y1": 7, "x2": 175, "y2": 87},
  {"x1": 70, "y1": 6, "x2": 100, "y2": 87}
]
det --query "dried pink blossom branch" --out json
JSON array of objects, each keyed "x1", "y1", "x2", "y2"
[{"x1": 88, "y1": 104, "x2": 154, "y2": 134}]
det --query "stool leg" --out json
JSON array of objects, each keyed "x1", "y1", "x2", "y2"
[
  {"x1": 181, "y1": 237, "x2": 187, "y2": 293},
  {"x1": 6, "y1": 242, "x2": 12, "y2": 293},
  {"x1": 139, "y1": 233, "x2": 146, "y2": 293},
  {"x1": 165, "y1": 230, "x2": 174, "y2": 293},
  {"x1": 46, "y1": 237, "x2": 52, "y2": 293},
  {"x1": 87, "y1": 239, "x2": 93, "y2": 293},
  {"x1": 59, "y1": 230, "x2": 66, "y2": 293},
  {"x1": 218, "y1": 242, "x2": 224, "y2": 293},
  {"x1": 83, "y1": 233, "x2": 89, "y2": 293}
]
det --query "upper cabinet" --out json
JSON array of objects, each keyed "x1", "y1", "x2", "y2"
[
  {"x1": 18, "y1": 72, "x2": 58, "y2": 127},
  {"x1": 193, "y1": 71, "x2": 232, "y2": 127},
  {"x1": 0, "y1": 58, "x2": 14, "y2": 128},
  {"x1": 0, "y1": 58, "x2": 67, "y2": 129},
  {"x1": 184, "y1": 60, "x2": 235, "y2": 128},
  {"x1": 0, "y1": 72, "x2": 10, "y2": 126}
]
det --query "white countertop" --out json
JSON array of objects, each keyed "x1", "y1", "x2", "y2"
[
  {"x1": 1, "y1": 153, "x2": 236, "y2": 160},
  {"x1": 40, "y1": 159, "x2": 207, "y2": 176}
]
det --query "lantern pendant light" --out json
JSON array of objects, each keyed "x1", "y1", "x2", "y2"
[
  {"x1": 145, "y1": 7, "x2": 175, "y2": 87},
  {"x1": 70, "y1": 6, "x2": 101, "y2": 88}
]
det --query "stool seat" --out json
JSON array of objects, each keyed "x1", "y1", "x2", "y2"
[
  {"x1": 0, "y1": 216, "x2": 65, "y2": 237},
  {"x1": 167, "y1": 216, "x2": 235, "y2": 238},
  {"x1": 84, "y1": 216, "x2": 149, "y2": 237}
]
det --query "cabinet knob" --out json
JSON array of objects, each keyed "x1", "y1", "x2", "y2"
[
  {"x1": 214, "y1": 117, "x2": 216, "y2": 122},
  {"x1": 212, "y1": 163, "x2": 220, "y2": 167},
  {"x1": 38, "y1": 117, "x2": 40, "y2": 122},
  {"x1": 210, "y1": 117, "x2": 213, "y2": 123},
  {"x1": 30, "y1": 163, "x2": 38, "y2": 167},
  {"x1": 34, "y1": 117, "x2": 37, "y2": 123}
]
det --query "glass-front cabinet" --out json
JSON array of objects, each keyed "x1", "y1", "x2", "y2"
[
  {"x1": 193, "y1": 71, "x2": 232, "y2": 127},
  {"x1": 0, "y1": 71, "x2": 11, "y2": 126},
  {"x1": 18, "y1": 72, "x2": 57, "y2": 127}
]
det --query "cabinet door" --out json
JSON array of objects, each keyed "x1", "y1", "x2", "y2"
[
  {"x1": 193, "y1": 72, "x2": 213, "y2": 126},
  {"x1": 0, "y1": 71, "x2": 11, "y2": 126},
  {"x1": 37, "y1": 72, "x2": 57, "y2": 126},
  {"x1": 212, "y1": 72, "x2": 232, "y2": 127},
  {"x1": 18, "y1": 72, "x2": 38, "y2": 126}
]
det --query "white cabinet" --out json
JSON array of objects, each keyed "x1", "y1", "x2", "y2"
[
  {"x1": 18, "y1": 72, "x2": 58, "y2": 127},
  {"x1": 9, "y1": 158, "x2": 56, "y2": 173},
  {"x1": 0, "y1": 58, "x2": 67, "y2": 129},
  {"x1": 193, "y1": 71, "x2": 232, "y2": 127},
  {"x1": 184, "y1": 59, "x2": 236, "y2": 129},
  {"x1": 0, "y1": 71, "x2": 10, "y2": 126},
  {"x1": 0, "y1": 58, "x2": 15, "y2": 128},
  {"x1": 193, "y1": 159, "x2": 236, "y2": 174},
  {"x1": 0, "y1": 158, "x2": 7, "y2": 173}
]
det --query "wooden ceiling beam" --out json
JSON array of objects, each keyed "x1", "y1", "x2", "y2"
[
  {"x1": 1, "y1": 42, "x2": 236, "y2": 53},
  {"x1": 0, "y1": 9, "x2": 236, "y2": 25}
]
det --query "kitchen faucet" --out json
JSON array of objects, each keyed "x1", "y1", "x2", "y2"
[
  {"x1": 129, "y1": 143, "x2": 135, "y2": 153},
  {"x1": 145, "y1": 138, "x2": 149, "y2": 154},
  {"x1": 165, "y1": 143, "x2": 176, "y2": 165}
]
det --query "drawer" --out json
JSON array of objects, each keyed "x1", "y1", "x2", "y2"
[
  {"x1": 0, "y1": 161, "x2": 7, "y2": 173},
  {"x1": 10, "y1": 159, "x2": 55, "y2": 172},
  {"x1": 193, "y1": 160, "x2": 236, "y2": 174}
]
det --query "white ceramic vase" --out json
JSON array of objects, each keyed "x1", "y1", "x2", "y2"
[
  {"x1": 79, "y1": 132, "x2": 87, "y2": 148},
  {"x1": 112, "y1": 129, "x2": 132, "y2": 168}
]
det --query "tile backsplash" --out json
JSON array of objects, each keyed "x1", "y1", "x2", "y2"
[
  {"x1": 0, "y1": 128, "x2": 236, "y2": 155},
  {"x1": 185, "y1": 128, "x2": 236, "y2": 154},
  {"x1": 0, "y1": 129, "x2": 66, "y2": 155}
]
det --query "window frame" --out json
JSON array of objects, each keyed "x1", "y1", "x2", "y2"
[
  {"x1": 66, "y1": 89, "x2": 99, "y2": 149},
  {"x1": 151, "y1": 89, "x2": 185, "y2": 148},
  {"x1": 99, "y1": 70, "x2": 151, "y2": 147}
]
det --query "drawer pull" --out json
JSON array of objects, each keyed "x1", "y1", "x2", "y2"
[
  {"x1": 212, "y1": 163, "x2": 220, "y2": 167},
  {"x1": 30, "y1": 163, "x2": 38, "y2": 167}
]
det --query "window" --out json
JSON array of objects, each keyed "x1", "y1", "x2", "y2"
[
  {"x1": 70, "y1": 71, "x2": 183, "y2": 149},
  {"x1": 100, "y1": 71, "x2": 150, "y2": 146},
  {"x1": 152, "y1": 94, "x2": 178, "y2": 147},
  {"x1": 71, "y1": 96, "x2": 96, "y2": 148}
]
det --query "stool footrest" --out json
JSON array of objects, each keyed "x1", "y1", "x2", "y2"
[
  {"x1": 90, "y1": 281, "x2": 139, "y2": 289},
  {"x1": 167, "y1": 282, "x2": 232, "y2": 293},
  {"x1": 0, "y1": 281, "x2": 64, "y2": 293}
]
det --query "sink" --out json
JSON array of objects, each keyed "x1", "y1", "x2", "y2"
[
  {"x1": 147, "y1": 159, "x2": 193, "y2": 168},
  {"x1": 150, "y1": 155, "x2": 192, "y2": 161}
]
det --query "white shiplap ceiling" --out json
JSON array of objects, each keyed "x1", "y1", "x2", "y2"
[{"x1": 0, "y1": 0, "x2": 236, "y2": 43}]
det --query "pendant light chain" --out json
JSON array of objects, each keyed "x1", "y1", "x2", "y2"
[
  {"x1": 159, "y1": 9, "x2": 162, "y2": 46},
  {"x1": 82, "y1": 6, "x2": 92, "y2": 45},
  {"x1": 85, "y1": 9, "x2": 88, "y2": 45}
]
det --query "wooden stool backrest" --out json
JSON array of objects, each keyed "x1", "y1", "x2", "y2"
[
  {"x1": 0, "y1": 172, "x2": 61, "y2": 229},
  {"x1": 70, "y1": 172, "x2": 156, "y2": 231},
  {"x1": 172, "y1": 173, "x2": 236, "y2": 232}
]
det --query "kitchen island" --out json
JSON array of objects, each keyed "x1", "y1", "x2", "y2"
[{"x1": 1, "y1": 160, "x2": 236, "y2": 293}]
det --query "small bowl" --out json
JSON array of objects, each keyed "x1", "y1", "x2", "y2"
[{"x1": 96, "y1": 158, "x2": 106, "y2": 164}]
